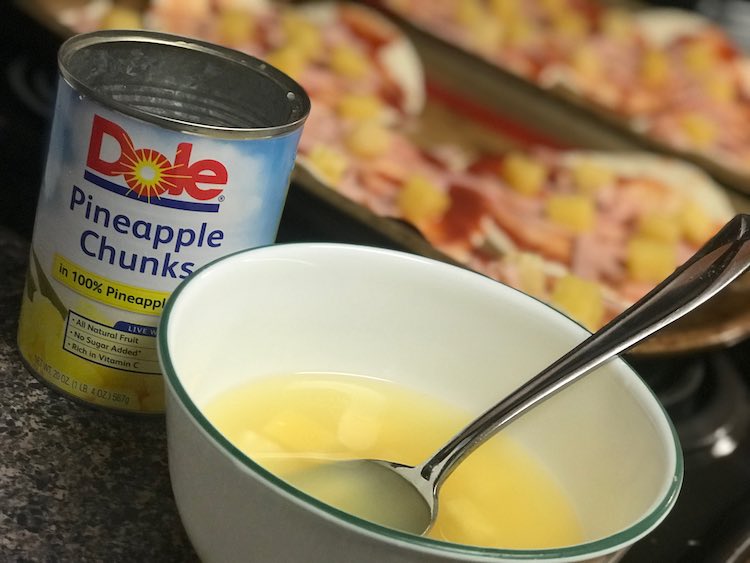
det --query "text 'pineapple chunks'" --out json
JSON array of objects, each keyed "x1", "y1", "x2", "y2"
[
  {"x1": 546, "y1": 194, "x2": 595, "y2": 233},
  {"x1": 627, "y1": 236, "x2": 677, "y2": 283},
  {"x1": 550, "y1": 274, "x2": 604, "y2": 330},
  {"x1": 397, "y1": 175, "x2": 450, "y2": 225},
  {"x1": 501, "y1": 153, "x2": 547, "y2": 196}
]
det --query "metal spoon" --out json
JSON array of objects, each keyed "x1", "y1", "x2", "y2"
[{"x1": 290, "y1": 214, "x2": 750, "y2": 536}]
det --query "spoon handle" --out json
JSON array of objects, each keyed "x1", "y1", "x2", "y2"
[{"x1": 421, "y1": 213, "x2": 750, "y2": 485}]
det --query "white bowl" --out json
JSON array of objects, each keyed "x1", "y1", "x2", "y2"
[{"x1": 158, "y1": 243, "x2": 682, "y2": 562}]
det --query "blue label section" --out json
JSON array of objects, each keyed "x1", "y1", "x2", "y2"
[
  {"x1": 84, "y1": 170, "x2": 220, "y2": 213},
  {"x1": 113, "y1": 321, "x2": 158, "y2": 337}
]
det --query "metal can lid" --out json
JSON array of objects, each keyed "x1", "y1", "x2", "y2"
[{"x1": 58, "y1": 30, "x2": 310, "y2": 140}]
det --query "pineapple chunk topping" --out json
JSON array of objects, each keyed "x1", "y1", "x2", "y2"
[
  {"x1": 501, "y1": 153, "x2": 547, "y2": 196},
  {"x1": 600, "y1": 9, "x2": 634, "y2": 40},
  {"x1": 641, "y1": 49, "x2": 670, "y2": 87},
  {"x1": 306, "y1": 145, "x2": 349, "y2": 186},
  {"x1": 679, "y1": 201, "x2": 715, "y2": 246},
  {"x1": 100, "y1": 6, "x2": 142, "y2": 30},
  {"x1": 265, "y1": 47, "x2": 307, "y2": 80},
  {"x1": 397, "y1": 175, "x2": 450, "y2": 225},
  {"x1": 345, "y1": 121, "x2": 393, "y2": 158},
  {"x1": 683, "y1": 40, "x2": 715, "y2": 75},
  {"x1": 626, "y1": 236, "x2": 677, "y2": 283},
  {"x1": 217, "y1": 9, "x2": 255, "y2": 46},
  {"x1": 330, "y1": 46, "x2": 370, "y2": 79},
  {"x1": 337, "y1": 94, "x2": 385, "y2": 122},
  {"x1": 551, "y1": 274, "x2": 604, "y2": 331},
  {"x1": 455, "y1": 0, "x2": 486, "y2": 27},
  {"x1": 546, "y1": 194, "x2": 595, "y2": 233},
  {"x1": 678, "y1": 112, "x2": 718, "y2": 148},
  {"x1": 571, "y1": 159, "x2": 615, "y2": 194},
  {"x1": 281, "y1": 11, "x2": 323, "y2": 59},
  {"x1": 638, "y1": 213, "x2": 681, "y2": 243},
  {"x1": 571, "y1": 46, "x2": 601, "y2": 79}
]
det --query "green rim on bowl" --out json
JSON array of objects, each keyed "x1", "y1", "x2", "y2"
[{"x1": 157, "y1": 243, "x2": 684, "y2": 561}]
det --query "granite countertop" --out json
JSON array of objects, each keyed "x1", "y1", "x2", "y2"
[{"x1": 0, "y1": 226, "x2": 198, "y2": 560}]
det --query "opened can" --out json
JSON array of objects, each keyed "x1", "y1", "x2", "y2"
[{"x1": 17, "y1": 30, "x2": 310, "y2": 413}]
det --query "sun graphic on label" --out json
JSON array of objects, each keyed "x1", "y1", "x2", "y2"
[{"x1": 122, "y1": 148, "x2": 180, "y2": 199}]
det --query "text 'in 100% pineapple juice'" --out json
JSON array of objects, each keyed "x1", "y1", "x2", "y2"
[{"x1": 17, "y1": 30, "x2": 310, "y2": 413}]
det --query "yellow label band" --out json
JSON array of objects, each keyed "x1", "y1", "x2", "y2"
[{"x1": 52, "y1": 254, "x2": 169, "y2": 315}]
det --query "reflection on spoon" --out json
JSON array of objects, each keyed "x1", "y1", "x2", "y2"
[{"x1": 287, "y1": 214, "x2": 750, "y2": 536}]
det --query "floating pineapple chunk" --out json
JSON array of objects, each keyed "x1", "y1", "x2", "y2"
[
  {"x1": 501, "y1": 153, "x2": 547, "y2": 196},
  {"x1": 305, "y1": 145, "x2": 349, "y2": 186},
  {"x1": 337, "y1": 407, "x2": 381, "y2": 452},
  {"x1": 330, "y1": 45, "x2": 369, "y2": 79},
  {"x1": 397, "y1": 175, "x2": 450, "y2": 225},
  {"x1": 627, "y1": 236, "x2": 677, "y2": 283},
  {"x1": 217, "y1": 8, "x2": 256, "y2": 46},
  {"x1": 238, "y1": 429, "x2": 283, "y2": 457},
  {"x1": 550, "y1": 274, "x2": 604, "y2": 331},
  {"x1": 679, "y1": 200, "x2": 715, "y2": 245},
  {"x1": 263, "y1": 409, "x2": 339, "y2": 452},
  {"x1": 546, "y1": 194, "x2": 595, "y2": 233},
  {"x1": 679, "y1": 112, "x2": 718, "y2": 148},
  {"x1": 638, "y1": 212, "x2": 681, "y2": 243},
  {"x1": 337, "y1": 94, "x2": 385, "y2": 122},
  {"x1": 570, "y1": 159, "x2": 615, "y2": 194},
  {"x1": 345, "y1": 121, "x2": 393, "y2": 158},
  {"x1": 641, "y1": 49, "x2": 670, "y2": 87}
]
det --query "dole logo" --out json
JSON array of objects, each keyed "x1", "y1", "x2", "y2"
[{"x1": 85, "y1": 114, "x2": 228, "y2": 209}]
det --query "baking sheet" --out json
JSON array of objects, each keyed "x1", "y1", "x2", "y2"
[
  {"x1": 370, "y1": 1, "x2": 750, "y2": 199},
  {"x1": 16, "y1": 0, "x2": 750, "y2": 356}
]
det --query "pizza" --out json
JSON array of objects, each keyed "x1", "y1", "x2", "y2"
[
  {"x1": 53, "y1": 0, "x2": 735, "y2": 331},
  {"x1": 378, "y1": 0, "x2": 750, "y2": 182}
]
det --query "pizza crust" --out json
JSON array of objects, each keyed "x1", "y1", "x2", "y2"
[{"x1": 559, "y1": 151, "x2": 735, "y2": 222}]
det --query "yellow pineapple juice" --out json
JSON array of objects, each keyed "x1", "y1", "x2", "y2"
[
  {"x1": 203, "y1": 372, "x2": 583, "y2": 549},
  {"x1": 17, "y1": 31, "x2": 308, "y2": 412}
]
